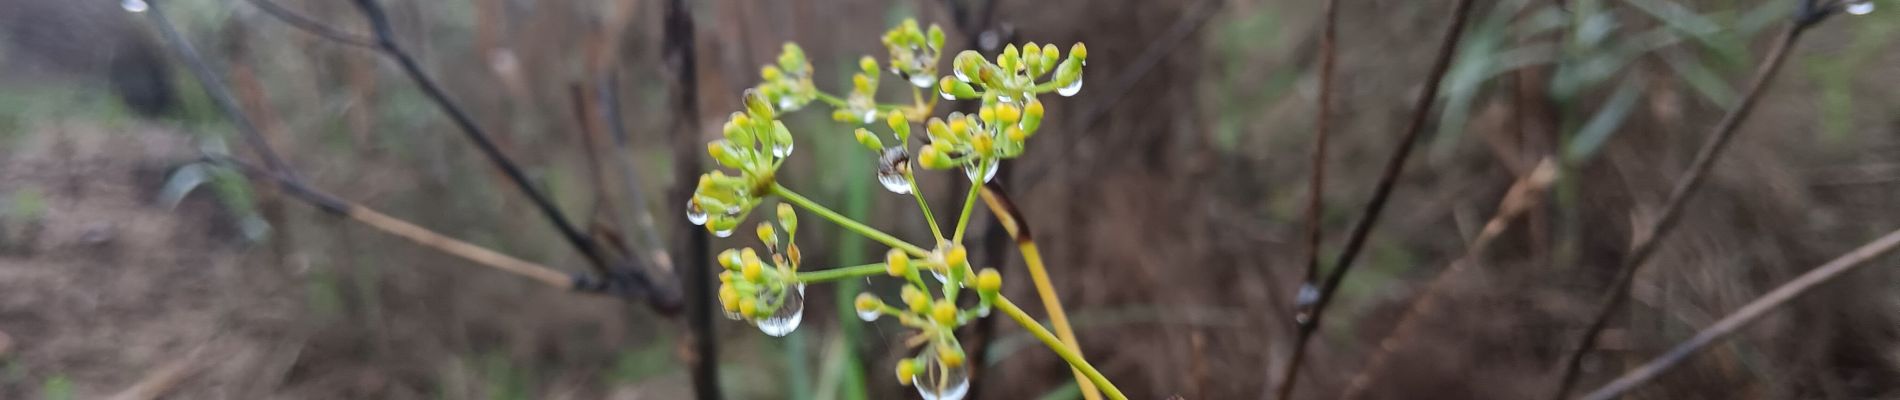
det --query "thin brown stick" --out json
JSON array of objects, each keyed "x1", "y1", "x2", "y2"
[
  {"x1": 1341, "y1": 159, "x2": 1558, "y2": 399},
  {"x1": 1579, "y1": 227, "x2": 1900, "y2": 400},
  {"x1": 107, "y1": 349, "x2": 204, "y2": 400},
  {"x1": 216, "y1": 157, "x2": 575, "y2": 289},
  {"x1": 241, "y1": 0, "x2": 377, "y2": 48},
  {"x1": 1548, "y1": 18, "x2": 1819, "y2": 398},
  {"x1": 1275, "y1": 0, "x2": 1480, "y2": 397},
  {"x1": 1298, "y1": 0, "x2": 1341, "y2": 317},
  {"x1": 660, "y1": 0, "x2": 719, "y2": 397}
]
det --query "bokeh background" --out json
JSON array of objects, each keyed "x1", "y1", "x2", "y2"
[{"x1": 2, "y1": 0, "x2": 1900, "y2": 398}]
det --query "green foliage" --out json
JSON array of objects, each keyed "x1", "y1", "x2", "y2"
[
  {"x1": 39, "y1": 374, "x2": 72, "y2": 400},
  {"x1": 8, "y1": 187, "x2": 47, "y2": 221}
]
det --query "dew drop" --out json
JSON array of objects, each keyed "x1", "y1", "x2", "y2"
[
  {"x1": 713, "y1": 228, "x2": 734, "y2": 238},
  {"x1": 997, "y1": 93, "x2": 1014, "y2": 103},
  {"x1": 879, "y1": 171, "x2": 912, "y2": 194},
  {"x1": 878, "y1": 147, "x2": 913, "y2": 194},
  {"x1": 686, "y1": 202, "x2": 709, "y2": 225},
  {"x1": 773, "y1": 142, "x2": 794, "y2": 157},
  {"x1": 940, "y1": 89, "x2": 957, "y2": 101},
  {"x1": 954, "y1": 68, "x2": 972, "y2": 84},
  {"x1": 910, "y1": 73, "x2": 937, "y2": 88},
  {"x1": 914, "y1": 351, "x2": 971, "y2": 400},
  {"x1": 963, "y1": 159, "x2": 998, "y2": 183},
  {"x1": 1848, "y1": 1, "x2": 1874, "y2": 15},
  {"x1": 1057, "y1": 77, "x2": 1084, "y2": 97},
  {"x1": 757, "y1": 285, "x2": 806, "y2": 336},
  {"x1": 862, "y1": 109, "x2": 878, "y2": 124},
  {"x1": 857, "y1": 307, "x2": 881, "y2": 322},
  {"x1": 121, "y1": 0, "x2": 148, "y2": 12}
]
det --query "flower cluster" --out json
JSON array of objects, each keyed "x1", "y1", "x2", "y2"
[
  {"x1": 716, "y1": 204, "x2": 806, "y2": 336},
  {"x1": 687, "y1": 90, "x2": 793, "y2": 236},
  {"x1": 757, "y1": 44, "x2": 817, "y2": 113},
  {"x1": 855, "y1": 244, "x2": 1002, "y2": 398}
]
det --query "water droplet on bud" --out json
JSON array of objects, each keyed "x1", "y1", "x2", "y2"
[
  {"x1": 1848, "y1": 1, "x2": 1874, "y2": 15},
  {"x1": 857, "y1": 307, "x2": 881, "y2": 322},
  {"x1": 910, "y1": 73, "x2": 936, "y2": 88},
  {"x1": 121, "y1": 0, "x2": 148, "y2": 12},
  {"x1": 914, "y1": 350, "x2": 971, "y2": 400},
  {"x1": 878, "y1": 147, "x2": 913, "y2": 194},
  {"x1": 686, "y1": 203, "x2": 709, "y2": 225},
  {"x1": 1057, "y1": 78, "x2": 1084, "y2": 97},
  {"x1": 756, "y1": 285, "x2": 806, "y2": 336},
  {"x1": 773, "y1": 142, "x2": 794, "y2": 157},
  {"x1": 713, "y1": 228, "x2": 735, "y2": 238}
]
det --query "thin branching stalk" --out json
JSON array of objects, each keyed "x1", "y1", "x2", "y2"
[
  {"x1": 600, "y1": 73, "x2": 676, "y2": 274},
  {"x1": 1548, "y1": 13, "x2": 1826, "y2": 397},
  {"x1": 1277, "y1": 0, "x2": 1339, "y2": 394},
  {"x1": 775, "y1": 185, "x2": 931, "y2": 257},
  {"x1": 344, "y1": 0, "x2": 633, "y2": 281},
  {"x1": 1341, "y1": 159, "x2": 1558, "y2": 399},
  {"x1": 793, "y1": 264, "x2": 890, "y2": 284},
  {"x1": 146, "y1": 2, "x2": 297, "y2": 179},
  {"x1": 241, "y1": 0, "x2": 376, "y2": 48},
  {"x1": 1577, "y1": 227, "x2": 1900, "y2": 400},
  {"x1": 995, "y1": 297, "x2": 1126, "y2": 400},
  {"x1": 1275, "y1": 0, "x2": 1480, "y2": 397},
  {"x1": 978, "y1": 182, "x2": 1100, "y2": 400}
]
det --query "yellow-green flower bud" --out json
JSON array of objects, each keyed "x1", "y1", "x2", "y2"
[
  {"x1": 918, "y1": 144, "x2": 956, "y2": 169},
  {"x1": 927, "y1": 25, "x2": 946, "y2": 50},
  {"x1": 853, "y1": 74, "x2": 873, "y2": 94},
  {"x1": 948, "y1": 117, "x2": 972, "y2": 140},
  {"x1": 855, "y1": 128, "x2": 883, "y2": 151},
  {"x1": 707, "y1": 214, "x2": 740, "y2": 235},
  {"x1": 776, "y1": 203, "x2": 797, "y2": 235},
  {"x1": 717, "y1": 249, "x2": 740, "y2": 270},
  {"x1": 945, "y1": 244, "x2": 967, "y2": 269},
  {"x1": 895, "y1": 358, "x2": 918, "y2": 385},
  {"x1": 855, "y1": 293, "x2": 882, "y2": 316},
  {"x1": 937, "y1": 345, "x2": 966, "y2": 368},
  {"x1": 771, "y1": 121, "x2": 793, "y2": 151},
  {"x1": 995, "y1": 103, "x2": 1021, "y2": 125},
  {"x1": 832, "y1": 109, "x2": 855, "y2": 123},
  {"x1": 743, "y1": 89, "x2": 774, "y2": 121},
  {"x1": 1070, "y1": 42, "x2": 1088, "y2": 62},
  {"x1": 976, "y1": 268, "x2": 1002, "y2": 302},
  {"x1": 887, "y1": 112, "x2": 909, "y2": 135},
  {"x1": 1041, "y1": 44, "x2": 1060, "y2": 72},
  {"x1": 978, "y1": 105, "x2": 995, "y2": 125},
  {"x1": 739, "y1": 297, "x2": 758, "y2": 318},
  {"x1": 1006, "y1": 126, "x2": 1029, "y2": 143},
  {"x1": 886, "y1": 248, "x2": 911, "y2": 277},
  {"x1": 719, "y1": 284, "x2": 740, "y2": 313},
  {"x1": 953, "y1": 51, "x2": 984, "y2": 83},
  {"x1": 902, "y1": 285, "x2": 929, "y2": 313},
  {"x1": 724, "y1": 112, "x2": 754, "y2": 146},
  {"x1": 761, "y1": 66, "x2": 783, "y2": 81},
  {"x1": 1022, "y1": 98, "x2": 1044, "y2": 133},
  {"x1": 1022, "y1": 43, "x2": 1044, "y2": 75},
  {"x1": 718, "y1": 271, "x2": 733, "y2": 284},
  {"x1": 1054, "y1": 57, "x2": 1082, "y2": 91},
  {"x1": 708, "y1": 141, "x2": 742, "y2": 169},
  {"x1": 972, "y1": 134, "x2": 994, "y2": 156},
  {"x1": 932, "y1": 301, "x2": 958, "y2": 328},
  {"x1": 859, "y1": 56, "x2": 879, "y2": 76},
  {"x1": 755, "y1": 223, "x2": 776, "y2": 247},
  {"x1": 926, "y1": 118, "x2": 952, "y2": 143},
  {"x1": 940, "y1": 76, "x2": 978, "y2": 99},
  {"x1": 742, "y1": 248, "x2": 764, "y2": 281},
  {"x1": 998, "y1": 44, "x2": 1020, "y2": 73}
]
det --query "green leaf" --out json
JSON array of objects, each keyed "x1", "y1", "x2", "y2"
[{"x1": 1563, "y1": 78, "x2": 1645, "y2": 163}]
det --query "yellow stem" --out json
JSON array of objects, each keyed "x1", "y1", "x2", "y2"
[
  {"x1": 981, "y1": 186, "x2": 1102, "y2": 400},
  {"x1": 997, "y1": 296, "x2": 1125, "y2": 400}
]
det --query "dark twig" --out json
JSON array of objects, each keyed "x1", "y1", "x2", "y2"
[
  {"x1": 1274, "y1": 0, "x2": 1480, "y2": 397},
  {"x1": 1578, "y1": 227, "x2": 1900, "y2": 400},
  {"x1": 1548, "y1": 13, "x2": 1823, "y2": 397},
  {"x1": 240, "y1": 0, "x2": 377, "y2": 48},
  {"x1": 1342, "y1": 160, "x2": 1559, "y2": 399},
  {"x1": 599, "y1": 74, "x2": 675, "y2": 274},
  {"x1": 344, "y1": 0, "x2": 630, "y2": 282},
  {"x1": 660, "y1": 0, "x2": 719, "y2": 398},
  {"x1": 146, "y1": 2, "x2": 298, "y2": 180}
]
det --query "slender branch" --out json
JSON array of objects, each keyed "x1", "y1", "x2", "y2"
[
  {"x1": 1580, "y1": 227, "x2": 1900, "y2": 400},
  {"x1": 1341, "y1": 159, "x2": 1558, "y2": 399},
  {"x1": 951, "y1": 180, "x2": 983, "y2": 244},
  {"x1": 658, "y1": 0, "x2": 720, "y2": 397},
  {"x1": 1276, "y1": 0, "x2": 1480, "y2": 397},
  {"x1": 774, "y1": 184, "x2": 931, "y2": 257},
  {"x1": 1549, "y1": 18, "x2": 1820, "y2": 398},
  {"x1": 240, "y1": 0, "x2": 377, "y2": 48},
  {"x1": 1276, "y1": 0, "x2": 1339, "y2": 393},
  {"x1": 601, "y1": 73, "x2": 676, "y2": 274},
  {"x1": 146, "y1": 3, "x2": 298, "y2": 179},
  {"x1": 979, "y1": 182, "x2": 1100, "y2": 400},
  {"x1": 344, "y1": 0, "x2": 629, "y2": 281},
  {"x1": 213, "y1": 157, "x2": 575, "y2": 289},
  {"x1": 794, "y1": 263, "x2": 889, "y2": 284},
  {"x1": 996, "y1": 297, "x2": 1127, "y2": 400},
  {"x1": 905, "y1": 171, "x2": 946, "y2": 241}
]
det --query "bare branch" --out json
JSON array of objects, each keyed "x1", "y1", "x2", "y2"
[
  {"x1": 1342, "y1": 159, "x2": 1558, "y2": 399},
  {"x1": 1274, "y1": 0, "x2": 1481, "y2": 397},
  {"x1": 1579, "y1": 227, "x2": 1900, "y2": 400},
  {"x1": 240, "y1": 0, "x2": 377, "y2": 48},
  {"x1": 1548, "y1": 11, "x2": 1826, "y2": 396},
  {"x1": 659, "y1": 0, "x2": 721, "y2": 397}
]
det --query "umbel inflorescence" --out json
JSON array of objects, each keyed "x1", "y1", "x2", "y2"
[{"x1": 687, "y1": 18, "x2": 1112, "y2": 400}]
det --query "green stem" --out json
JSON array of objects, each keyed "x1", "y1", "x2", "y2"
[
  {"x1": 905, "y1": 170, "x2": 945, "y2": 241},
  {"x1": 996, "y1": 297, "x2": 1126, "y2": 400},
  {"x1": 950, "y1": 180, "x2": 983, "y2": 244},
  {"x1": 794, "y1": 263, "x2": 889, "y2": 284},
  {"x1": 774, "y1": 184, "x2": 929, "y2": 257}
]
